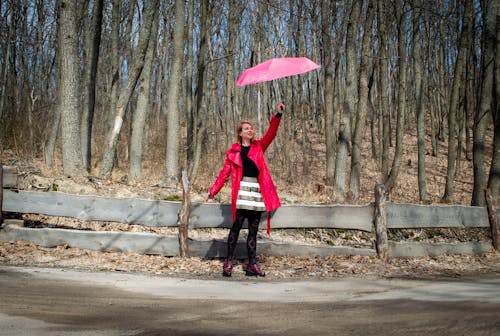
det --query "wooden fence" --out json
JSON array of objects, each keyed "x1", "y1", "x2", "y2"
[{"x1": 1, "y1": 165, "x2": 499, "y2": 259}]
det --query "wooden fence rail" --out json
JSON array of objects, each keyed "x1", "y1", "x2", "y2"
[{"x1": 1, "y1": 166, "x2": 499, "y2": 259}]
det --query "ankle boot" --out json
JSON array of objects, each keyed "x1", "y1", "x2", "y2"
[
  {"x1": 223, "y1": 259, "x2": 233, "y2": 277},
  {"x1": 245, "y1": 263, "x2": 265, "y2": 277}
]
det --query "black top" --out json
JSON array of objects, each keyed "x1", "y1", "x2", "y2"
[
  {"x1": 240, "y1": 112, "x2": 281, "y2": 178},
  {"x1": 241, "y1": 145, "x2": 259, "y2": 177}
]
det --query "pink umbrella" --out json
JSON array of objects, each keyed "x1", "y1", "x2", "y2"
[{"x1": 236, "y1": 57, "x2": 320, "y2": 86}]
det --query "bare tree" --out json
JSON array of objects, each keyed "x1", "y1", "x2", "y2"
[
  {"x1": 472, "y1": 0, "x2": 496, "y2": 205},
  {"x1": 99, "y1": 0, "x2": 159, "y2": 179},
  {"x1": 129, "y1": 13, "x2": 159, "y2": 181},
  {"x1": 188, "y1": 0, "x2": 210, "y2": 182},
  {"x1": 350, "y1": 0, "x2": 375, "y2": 200},
  {"x1": 81, "y1": 0, "x2": 103, "y2": 172},
  {"x1": 412, "y1": 0, "x2": 429, "y2": 202},
  {"x1": 487, "y1": 0, "x2": 500, "y2": 200},
  {"x1": 384, "y1": 0, "x2": 408, "y2": 194},
  {"x1": 377, "y1": 0, "x2": 391, "y2": 181},
  {"x1": 164, "y1": 0, "x2": 187, "y2": 185},
  {"x1": 442, "y1": 0, "x2": 473, "y2": 203},
  {"x1": 322, "y1": 0, "x2": 336, "y2": 186},
  {"x1": 334, "y1": 0, "x2": 361, "y2": 202},
  {"x1": 58, "y1": 0, "x2": 85, "y2": 177}
]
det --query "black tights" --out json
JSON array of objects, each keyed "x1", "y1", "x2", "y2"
[{"x1": 227, "y1": 209, "x2": 262, "y2": 265}]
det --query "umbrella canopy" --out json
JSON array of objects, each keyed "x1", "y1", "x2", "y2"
[{"x1": 236, "y1": 57, "x2": 320, "y2": 86}]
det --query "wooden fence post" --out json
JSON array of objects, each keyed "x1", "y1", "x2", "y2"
[
  {"x1": 374, "y1": 181, "x2": 388, "y2": 261},
  {"x1": 178, "y1": 170, "x2": 190, "y2": 257},
  {"x1": 485, "y1": 188, "x2": 499, "y2": 250},
  {"x1": 0, "y1": 165, "x2": 3, "y2": 225}
]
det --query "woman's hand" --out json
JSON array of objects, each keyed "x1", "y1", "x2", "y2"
[
  {"x1": 277, "y1": 102, "x2": 285, "y2": 113},
  {"x1": 207, "y1": 193, "x2": 215, "y2": 202}
]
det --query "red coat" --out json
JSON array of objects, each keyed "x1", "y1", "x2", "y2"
[{"x1": 209, "y1": 115, "x2": 282, "y2": 231}]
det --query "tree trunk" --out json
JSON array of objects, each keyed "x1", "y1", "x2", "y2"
[
  {"x1": 472, "y1": 3, "x2": 493, "y2": 205},
  {"x1": 334, "y1": 0, "x2": 360, "y2": 202},
  {"x1": 188, "y1": 0, "x2": 209, "y2": 182},
  {"x1": 443, "y1": 0, "x2": 473, "y2": 202},
  {"x1": 384, "y1": 0, "x2": 408, "y2": 194},
  {"x1": 350, "y1": 0, "x2": 374, "y2": 200},
  {"x1": 185, "y1": 0, "x2": 194, "y2": 170},
  {"x1": 224, "y1": 1, "x2": 240, "y2": 149},
  {"x1": 322, "y1": 0, "x2": 336, "y2": 186},
  {"x1": 164, "y1": 0, "x2": 186, "y2": 185},
  {"x1": 377, "y1": 0, "x2": 390, "y2": 181},
  {"x1": 46, "y1": 1, "x2": 61, "y2": 169},
  {"x1": 99, "y1": 0, "x2": 159, "y2": 179},
  {"x1": 485, "y1": 189, "x2": 500, "y2": 250},
  {"x1": 108, "y1": 0, "x2": 120, "y2": 131},
  {"x1": 412, "y1": 0, "x2": 429, "y2": 202},
  {"x1": 129, "y1": 14, "x2": 159, "y2": 181},
  {"x1": 58, "y1": 0, "x2": 84, "y2": 177},
  {"x1": 80, "y1": 0, "x2": 103, "y2": 172},
  {"x1": 487, "y1": 0, "x2": 500, "y2": 201}
]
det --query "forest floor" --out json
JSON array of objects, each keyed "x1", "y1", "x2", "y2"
[{"x1": 1, "y1": 124, "x2": 500, "y2": 281}]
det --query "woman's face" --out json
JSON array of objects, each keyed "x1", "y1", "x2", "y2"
[{"x1": 239, "y1": 123, "x2": 255, "y2": 143}]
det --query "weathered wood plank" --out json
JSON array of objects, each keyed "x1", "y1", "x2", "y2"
[
  {"x1": 188, "y1": 239, "x2": 375, "y2": 258},
  {"x1": 0, "y1": 224, "x2": 376, "y2": 258},
  {"x1": 2, "y1": 190, "x2": 180, "y2": 226},
  {"x1": 1, "y1": 166, "x2": 18, "y2": 188},
  {"x1": 388, "y1": 241, "x2": 492, "y2": 258},
  {"x1": 3, "y1": 190, "x2": 374, "y2": 231},
  {"x1": 387, "y1": 203, "x2": 490, "y2": 228},
  {"x1": 3, "y1": 190, "x2": 499, "y2": 231},
  {"x1": 0, "y1": 224, "x2": 180, "y2": 255},
  {"x1": 191, "y1": 203, "x2": 374, "y2": 231}
]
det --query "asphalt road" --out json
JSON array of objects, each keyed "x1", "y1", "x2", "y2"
[{"x1": 1, "y1": 266, "x2": 499, "y2": 336}]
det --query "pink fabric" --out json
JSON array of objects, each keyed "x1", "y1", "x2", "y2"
[{"x1": 236, "y1": 57, "x2": 320, "y2": 86}]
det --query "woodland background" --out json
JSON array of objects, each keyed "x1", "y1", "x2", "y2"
[{"x1": 0, "y1": 0, "x2": 498, "y2": 207}]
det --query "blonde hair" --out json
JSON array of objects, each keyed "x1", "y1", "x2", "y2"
[{"x1": 236, "y1": 121, "x2": 254, "y2": 143}]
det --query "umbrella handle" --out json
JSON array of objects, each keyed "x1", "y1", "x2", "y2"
[{"x1": 277, "y1": 101, "x2": 285, "y2": 112}]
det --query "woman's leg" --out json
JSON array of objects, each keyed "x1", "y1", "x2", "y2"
[
  {"x1": 227, "y1": 209, "x2": 246, "y2": 259},
  {"x1": 246, "y1": 210, "x2": 262, "y2": 265}
]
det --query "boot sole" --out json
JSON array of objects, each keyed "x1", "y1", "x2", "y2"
[{"x1": 245, "y1": 270, "x2": 265, "y2": 277}]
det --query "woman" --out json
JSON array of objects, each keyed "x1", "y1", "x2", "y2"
[{"x1": 207, "y1": 102, "x2": 284, "y2": 277}]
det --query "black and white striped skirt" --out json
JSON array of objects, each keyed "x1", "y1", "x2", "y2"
[{"x1": 236, "y1": 177, "x2": 266, "y2": 211}]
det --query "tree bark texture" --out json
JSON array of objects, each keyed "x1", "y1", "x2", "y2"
[
  {"x1": 81, "y1": 0, "x2": 103, "y2": 172},
  {"x1": 485, "y1": 189, "x2": 499, "y2": 250},
  {"x1": 377, "y1": 0, "x2": 390, "y2": 181},
  {"x1": 188, "y1": 0, "x2": 209, "y2": 182},
  {"x1": 99, "y1": 0, "x2": 159, "y2": 178},
  {"x1": 322, "y1": 0, "x2": 336, "y2": 186},
  {"x1": 178, "y1": 170, "x2": 190, "y2": 257},
  {"x1": 487, "y1": 0, "x2": 500, "y2": 200},
  {"x1": 164, "y1": 0, "x2": 186, "y2": 184},
  {"x1": 130, "y1": 14, "x2": 159, "y2": 181},
  {"x1": 350, "y1": 0, "x2": 375, "y2": 200},
  {"x1": 384, "y1": 0, "x2": 408, "y2": 194},
  {"x1": 58, "y1": 0, "x2": 84, "y2": 177},
  {"x1": 472, "y1": 0, "x2": 495, "y2": 206},
  {"x1": 412, "y1": 0, "x2": 429, "y2": 203},
  {"x1": 443, "y1": 0, "x2": 473, "y2": 202},
  {"x1": 374, "y1": 181, "x2": 388, "y2": 261},
  {"x1": 334, "y1": 0, "x2": 360, "y2": 202}
]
